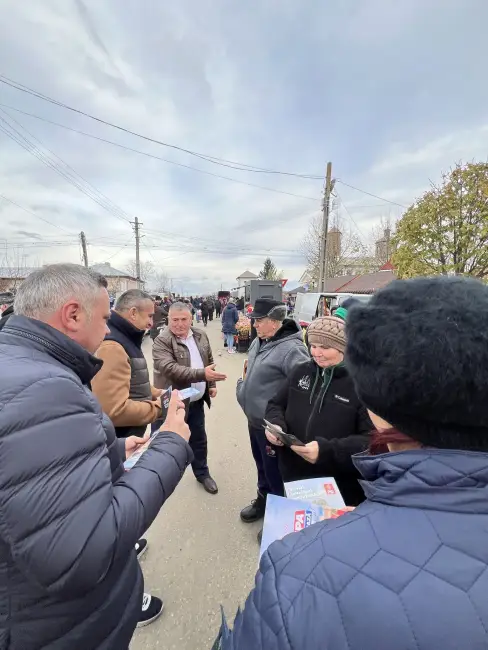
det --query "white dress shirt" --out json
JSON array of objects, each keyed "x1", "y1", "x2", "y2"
[{"x1": 178, "y1": 330, "x2": 206, "y2": 402}]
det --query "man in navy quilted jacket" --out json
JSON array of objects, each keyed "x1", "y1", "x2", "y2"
[
  {"x1": 0, "y1": 264, "x2": 193, "y2": 650},
  {"x1": 218, "y1": 276, "x2": 488, "y2": 650}
]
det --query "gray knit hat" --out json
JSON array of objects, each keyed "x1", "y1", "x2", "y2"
[{"x1": 307, "y1": 316, "x2": 346, "y2": 352}]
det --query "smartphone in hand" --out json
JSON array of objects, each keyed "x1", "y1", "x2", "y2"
[{"x1": 263, "y1": 419, "x2": 305, "y2": 447}]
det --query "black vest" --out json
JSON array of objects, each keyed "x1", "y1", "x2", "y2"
[{"x1": 106, "y1": 310, "x2": 152, "y2": 438}]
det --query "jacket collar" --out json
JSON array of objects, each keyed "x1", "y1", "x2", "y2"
[
  {"x1": 1, "y1": 315, "x2": 102, "y2": 385},
  {"x1": 355, "y1": 449, "x2": 488, "y2": 514},
  {"x1": 107, "y1": 310, "x2": 145, "y2": 348}
]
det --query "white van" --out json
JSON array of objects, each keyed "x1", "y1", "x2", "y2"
[{"x1": 294, "y1": 292, "x2": 371, "y2": 327}]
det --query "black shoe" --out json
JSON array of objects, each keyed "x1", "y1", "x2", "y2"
[
  {"x1": 135, "y1": 538, "x2": 148, "y2": 560},
  {"x1": 198, "y1": 476, "x2": 219, "y2": 494},
  {"x1": 137, "y1": 593, "x2": 164, "y2": 628},
  {"x1": 257, "y1": 528, "x2": 263, "y2": 544},
  {"x1": 240, "y1": 491, "x2": 267, "y2": 523}
]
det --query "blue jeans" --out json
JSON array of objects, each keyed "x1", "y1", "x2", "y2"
[{"x1": 225, "y1": 333, "x2": 235, "y2": 350}]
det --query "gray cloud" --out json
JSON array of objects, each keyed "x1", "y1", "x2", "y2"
[{"x1": 0, "y1": 0, "x2": 487, "y2": 292}]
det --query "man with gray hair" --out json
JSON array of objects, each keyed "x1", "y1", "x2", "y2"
[
  {"x1": 237, "y1": 298, "x2": 309, "y2": 538},
  {"x1": 0, "y1": 264, "x2": 192, "y2": 648},
  {"x1": 153, "y1": 300, "x2": 227, "y2": 494},
  {"x1": 92, "y1": 289, "x2": 162, "y2": 439}
]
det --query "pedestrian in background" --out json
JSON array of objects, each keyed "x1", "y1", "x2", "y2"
[
  {"x1": 236, "y1": 299, "x2": 309, "y2": 535},
  {"x1": 153, "y1": 302, "x2": 227, "y2": 494},
  {"x1": 215, "y1": 299, "x2": 222, "y2": 319},
  {"x1": 201, "y1": 299, "x2": 209, "y2": 327},
  {"x1": 0, "y1": 264, "x2": 192, "y2": 648},
  {"x1": 265, "y1": 307, "x2": 371, "y2": 506},
  {"x1": 221, "y1": 300, "x2": 239, "y2": 353},
  {"x1": 220, "y1": 276, "x2": 488, "y2": 650},
  {"x1": 208, "y1": 297, "x2": 215, "y2": 322}
]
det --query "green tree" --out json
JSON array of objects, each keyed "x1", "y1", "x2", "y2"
[
  {"x1": 392, "y1": 162, "x2": 488, "y2": 279},
  {"x1": 259, "y1": 257, "x2": 282, "y2": 280}
]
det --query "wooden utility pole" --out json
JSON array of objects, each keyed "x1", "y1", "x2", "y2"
[
  {"x1": 132, "y1": 217, "x2": 142, "y2": 288},
  {"x1": 318, "y1": 162, "x2": 334, "y2": 292},
  {"x1": 80, "y1": 231, "x2": 89, "y2": 267}
]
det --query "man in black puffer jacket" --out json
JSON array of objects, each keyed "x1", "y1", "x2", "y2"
[{"x1": 0, "y1": 264, "x2": 193, "y2": 650}]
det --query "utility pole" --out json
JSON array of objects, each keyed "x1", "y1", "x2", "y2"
[
  {"x1": 132, "y1": 217, "x2": 142, "y2": 288},
  {"x1": 80, "y1": 231, "x2": 89, "y2": 267},
  {"x1": 318, "y1": 162, "x2": 334, "y2": 292}
]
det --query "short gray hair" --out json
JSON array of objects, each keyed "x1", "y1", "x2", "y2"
[
  {"x1": 115, "y1": 289, "x2": 153, "y2": 312},
  {"x1": 14, "y1": 264, "x2": 108, "y2": 319},
  {"x1": 169, "y1": 301, "x2": 192, "y2": 314}
]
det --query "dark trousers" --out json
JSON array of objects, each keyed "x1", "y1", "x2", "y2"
[
  {"x1": 202, "y1": 313, "x2": 208, "y2": 326},
  {"x1": 249, "y1": 424, "x2": 284, "y2": 497},
  {"x1": 151, "y1": 399, "x2": 209, "y2": 479},
  {"x1": 209, "y1": 311, "x2": 214, "y2": 321}
]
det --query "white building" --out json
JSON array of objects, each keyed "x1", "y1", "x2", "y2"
[{"x1": 235, "y1": 270, "x2": 258, "y2": 298}]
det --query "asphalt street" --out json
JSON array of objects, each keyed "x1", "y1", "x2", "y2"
[{"x1": 131, "y1": 319, "x2": 258, "y2": 650}]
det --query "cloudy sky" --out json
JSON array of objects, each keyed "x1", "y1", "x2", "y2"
[{"x1": 1, "y1": 0, "x2": 487, "y2": 294}]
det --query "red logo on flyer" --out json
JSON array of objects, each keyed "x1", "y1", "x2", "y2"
[
  {"x1": 324, "y1": 483, "x2": 336, "y2": 495},
  {"x1": 294, "y1": 510, "x2": 305, "y2": 532}
]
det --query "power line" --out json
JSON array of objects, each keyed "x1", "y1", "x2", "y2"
[
  {"x1": 0, "y1": 109, "x2": 132, "y2": 224},
  {"x1": 0, "y1": 193, "x2": 74, "y2": 235},
  {"x1": 0, "y1": 75, "x2": 323, "y2": 180},
  {"x1": 336, "y1": 180, "x2": 408, "y2": 209},
  {"x1": 0, "y1": 103, "x2": 319, "y2": 202}
]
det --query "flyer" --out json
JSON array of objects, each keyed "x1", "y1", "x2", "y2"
[
  {"x1": 259, "y1": 494, "x2": 325, "y2": 559},
  {"x1": 259, "y1": 479, "x2": 349, "y2": 558},
  {"x1": 284, "y1": 477, "x2": 346, "y2": 510},
  {"x1": 123, "y1": 387, "x2": 172, "y2": 470}
]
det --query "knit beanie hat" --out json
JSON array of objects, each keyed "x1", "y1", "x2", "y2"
[
  {"x1": 345, "y1": 276, "x2": 488, "y2": 451},
  {"x1": 307, "y1": 315, "x2": 346, "y2": 353}
]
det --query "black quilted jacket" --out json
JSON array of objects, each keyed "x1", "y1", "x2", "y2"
[{"x1": 0, "y1": 316, "x2": 192, "y2": 649}]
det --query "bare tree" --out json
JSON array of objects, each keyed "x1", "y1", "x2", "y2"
[
  {"x1": 0, "y1": 246, "x2": 29, "y2": 293},
  {"x1": 152, "y1": 270, "x2": 170, "y2": 294},
  {"x1": 125, "y1": 259, "x2": 155, "y2": 284},
  {"x1": 300, "y1": 214, "x2": 368, "y2": 285}
]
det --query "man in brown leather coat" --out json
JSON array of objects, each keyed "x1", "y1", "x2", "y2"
[{"x1": 152, "y1": 301, "x2": 226, "y2": 494}]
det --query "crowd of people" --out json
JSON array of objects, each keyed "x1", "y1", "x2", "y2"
[{"x1": 1, "y1": 264, "x2": 488, "y2": 649}]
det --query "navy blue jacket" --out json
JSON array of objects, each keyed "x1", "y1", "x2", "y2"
[
  {"x1": 221, "y1": 303, "x2": 239, "y2": 334},
  {"x1": 220, "y1": 449, "x2": 488, "y2": 649},
  {"x1": 0, "y1": 316, "x2": 193, "y2": 649}
]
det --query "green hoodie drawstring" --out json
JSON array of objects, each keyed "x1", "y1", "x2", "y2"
[
  {"x1": 318, "y1": 366, "x2": 336, "y2": 413},
  {"x1": 309, "y1": 365, "x2": 321, "y2": 405}
]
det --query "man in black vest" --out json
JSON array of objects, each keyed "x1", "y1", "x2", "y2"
[
  {"x1": 92, "y1": 289, "x2": 163, "y2": 439},
  {"x1": 91, "y1": 288, "x2": 166, "y2": 625}
]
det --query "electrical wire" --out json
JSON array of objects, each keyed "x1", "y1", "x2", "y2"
[
  {"x1": 0, "y1": 103, "x2": 319, "y2": 202},
  {"x1": 0, "y1": 75, "x2": 323, "y2": 179},
  {"x1": 336, "y1": 180, "x2": 408, "y2": 209},
  {"x1": 0, "y1": 110, "x2": 132, "y2": 224},
  {"x1": 0, "y1": 193, "x2": 74, "y2": 235}
]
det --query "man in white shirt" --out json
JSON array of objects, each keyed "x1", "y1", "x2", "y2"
[{"x1": 152, "y1": 302, "x2": 227, "y2": 493}]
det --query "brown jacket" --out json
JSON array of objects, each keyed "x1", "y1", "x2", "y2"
[
  {"x1": 152, "y1": 327, "x2": 216, "y2": 406},
  {"x1": 92, "y1": 340, "x2": 162, "y2": 431}
]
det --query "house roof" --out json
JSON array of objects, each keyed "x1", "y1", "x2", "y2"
[
  {"x1": 336, "y1": 269, "x2": 396, "y2": 294},
  {"x1": 236, "y1": 270, "x2": 258, "y2": 280},
  {"x1": 323, "y1": 274, "x2": 358, "y2": 292},
  {"x1": 0, "y1": 267, "x2": 38, "y2": 279},
  {"x1": 90, "y1": 262, "x2": 136, "y2": 279}
]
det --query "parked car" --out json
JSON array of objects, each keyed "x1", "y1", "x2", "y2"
[{"x1": 293, "y1": 292, "x2": 371, "y2": 328}]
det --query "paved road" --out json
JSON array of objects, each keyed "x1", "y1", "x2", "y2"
[{"x1": 131, "y1": 319, "x2": 259, "y2": 650}]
